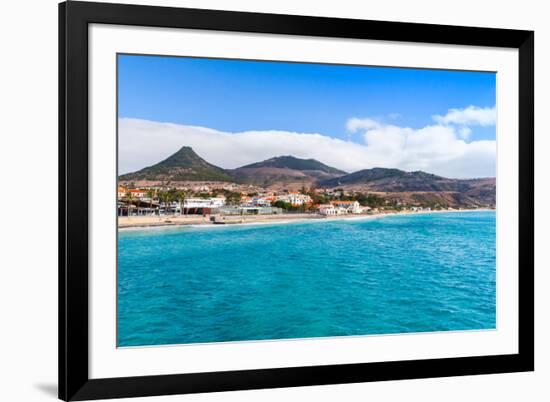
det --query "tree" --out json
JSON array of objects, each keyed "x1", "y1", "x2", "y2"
[
  {"x1": 146, "y1": 189, "x2": 155, "y2": 215},
  {"x1": 158, "y1": 190, "x2": 173, "y2": 215},
  {"x1": 357, "y1": 193, "x2": 384, "y2": 208},
  {"x1": 311, "y1": 194, "x2": 329, "y2": 205},
  {"x1": 272, "y1": 200, "x2": 293, "y2": 211},
  {"x1": 225, "y1": 192, "x2": 241, "y2": 206},
  {"x1": 167, "y1": 189, "x2": 181, "y2": 215},
  {"x1": 125, "y1": 191, "x2": 135, "y2": 218},
  {"x1": 175, "y1": 190, "x2": 187, "y2": 215}
]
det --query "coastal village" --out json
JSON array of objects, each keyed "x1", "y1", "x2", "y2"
[
  {"x1": 116, "y1": 147, "x2": 495, "y2": 227},
  {"x1": 116, "y1": 181, "x2": 470, "y2": 227}
]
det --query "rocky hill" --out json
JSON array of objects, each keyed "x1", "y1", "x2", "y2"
[
  {"x1": 119, "y1": 146, "x2": 233, "y2": 182},
  {"x1": 227, "y1": 155, "x2": 346, "y2": 188},
  {"x1": 318, "y1": 168, "x2": 496, "y2": 205},
  {"x1": 119, "y1": 147, "x2": 495, "y2": 206}
]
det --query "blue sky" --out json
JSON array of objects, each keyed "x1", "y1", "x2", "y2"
[
  {"x1": 117, "y1": 54, "x2": 497, "y2": 178},
  {"x1": 118, "y1": 54, "x2": 496, "y2": 143}
]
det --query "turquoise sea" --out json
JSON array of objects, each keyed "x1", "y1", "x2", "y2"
[{"x1": 117, "y1": 211, "x2": 496, "y2": 347}]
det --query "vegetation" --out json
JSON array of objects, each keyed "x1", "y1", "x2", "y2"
[
  {"x1": 272, "y1": 200, "x2": 307, "y2": 212},
  {"x1": 120, "y1": 146, "x2": 233, "y2": 182},
  {"x1": 240, "y1": 155, "x2": 346, "y2": 175}
]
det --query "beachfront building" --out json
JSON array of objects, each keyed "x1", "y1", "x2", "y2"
[
  {"x1": 240, "y1": 196, "x2": 253, "y2": 206},
  {"x1": 117, "y1": 188, "x2": 149, "y2": 200},
  {"x1": 330, "y1": 200, "x2": 361, "y2": 214},
  {"x1": 184, "y1": 198, "x2": 226, "y2": 208},
  {"x1": 184, "y1": 197, "x2": 226, "y2": 208},
  {"x1": 182, "y1": 197, "x2": 226, "y2": 214},
  {"x1": 117, "y1": 189, "x2": 158, "y2": 216},
  {"x1": 252, "y1": 197, "x2": 272, "y2": 207},
  {"x1": 276, "y1": 193, "x2": 313, "y2": 206},
  {"x1": 117, "y1": 186, "x2": 127, "y2": 199},
  {"x1": 215, "y1": 206, "x2": 283, "y2": 215},
  {"x1": 317, "y1": 204, "x2": 337, "y2": 216},
  {"x1": 125, "y1": 189, "x2": 148, "y2": 199}
]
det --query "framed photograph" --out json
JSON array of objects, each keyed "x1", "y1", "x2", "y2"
[{"x1": 59, "y1": 1, "x2": 534, "y2": 400}]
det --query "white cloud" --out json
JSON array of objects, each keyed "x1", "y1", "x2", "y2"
[
  {"x1": 119, "y1": 117, "x2": 496, "y2": 179},
  {"x1": 432, "y1": 105, "x2": 496, "y2": 126},
  {"x1": 346, "y1": 117, "x2": 380, "y2": 133},
  {"x1": 347, "y1": 118, "x2": 495, "y2": 178}
]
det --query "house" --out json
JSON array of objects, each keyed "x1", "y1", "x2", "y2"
[
  {"x1": 184, "y1": 197, "x2": 226, "y2": 209},
  {"x1": 329, "y1": 200, "x2": 361, "y2": 214},
  {"x1": 317, "y1": 204, "x2": 337, "y2": 216},
  {"x1": 240, "y1": 196, "x2": 253, "y2": 206},
  {"x1": 120, "y1": 189, "x2": 148, "y2": 199},
  {"x1": 252, "y1": 197, "x2": 271, "y2": 207},
  {"x1": 277, "y1": 193, "x2": 312, "y2": 206},
  {"x1": 117, "y1": 186, "x2": 127, "y2": 199}
]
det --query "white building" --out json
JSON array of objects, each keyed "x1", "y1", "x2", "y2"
[
  {"x1": 252, "y1": 197, "x2": 271, "y2": 207},
  {"x1": 317, "y1": 204, "x2": 337, "y2": 216},
  {"x1": 330, "y1": 200, "x2": 361, "y2": 214},
  {"x1": 118, "y1": 188, "x2": 148, "y2": 199},
  {"x1": 277, "y1": 193, "x2": 312, "y2": 206},
  {"x1": 184, "y1": 197, "x2": 226, "y2": 209}
]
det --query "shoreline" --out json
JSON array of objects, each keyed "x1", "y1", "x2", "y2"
[{"x1": 118, "y1": 208, "x2": 495, "y2": 230}]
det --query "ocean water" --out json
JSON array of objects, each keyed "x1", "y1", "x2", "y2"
[{"x1": 117, "y1": 211, "x2": 496, "y2": 347}]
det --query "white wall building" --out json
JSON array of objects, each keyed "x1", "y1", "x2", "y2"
[
  {"x1": 184, "y1": 197, "x2": 226, "y2": 209},
  {"x1": 330, "y1": 200, "x2": 361, "y2": 214},
  {"x1": 252, "y1": 197, "x2": 271, "y2": 207},
  {"x1": 277, "y1": 193, "x2": 312, "y2": 206},
  {"x1": 317, "y1": 204, "x2": 337, "y2": 216}
]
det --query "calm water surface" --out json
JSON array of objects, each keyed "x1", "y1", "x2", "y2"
[{"x1": 118, "y1": 211, "x2": 496, "y2": 347}]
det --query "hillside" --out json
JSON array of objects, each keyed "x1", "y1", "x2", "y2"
[
  {"x1": 228, "y1": 156, "x2": 346, "y2": 188},
  {"x1": 119, "y1": 146, "x2": 233, "y2": 182},
  {"x1": 119, "y1": 148, "x2": 495, "y2": 206},
  {"x1": 318, "y1": 167, "x2": 495, "y2": 205}
]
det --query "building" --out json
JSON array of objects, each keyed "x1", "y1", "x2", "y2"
[
  {"x1": 240, "y1": 196, "x2": 253, "y2": 206},
  {"x1": 184, "y1": 197, "x2": 226, "y2": 209},
  {"x1": 330, "y1": 200, "x2": 361, "y2": 214},
  {"x1": 317, "y1": 204, "x2": 337, "y2": 216},
  {"x1": 118, "y1": 188, "x2": 148, "y2": 200},
  {"x1": 117, "y1": 186, "x2": 127, "y2": 199},
  {"x1": 252, "y1": 197, "x2": 271, "y2": 207},
  {"x1": 215, "y1": 206, "x2": 283, "y2": 215},
  {"x1": 276, "y1": 193, "x2": 312, "y2": 206}
]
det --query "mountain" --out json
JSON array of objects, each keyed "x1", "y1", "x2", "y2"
[
  {"x1": 318, "y1": 168, "x2": 495, "y2": 205},
  {"x1": 119, "y1": 146, "x2": 233, "y2": 182},
  {"x1": 319, "y1": 167, "x2": 485, "y2": 191},
  {"x1": 119, "y1": 148, "x2": 495, "y2": 206},
  {"x1": 228, "y1": 156, "x2": 347, "y2": 188},
  {"x1": 239, "y1": 156, "x2": 346, "y2": 174}
]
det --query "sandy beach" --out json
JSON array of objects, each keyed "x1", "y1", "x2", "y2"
[
  {"x1": 118, "y1": 208, "x2": 493, "y2": 229},
  {"x1": 118, "y1": 213, "x2": 322, "y2": 228}
]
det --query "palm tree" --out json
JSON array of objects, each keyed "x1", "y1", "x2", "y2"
[
  {"x1": 177, "y1": 190, "x2": 187, "y2": 216},
  {"x1": 158, "y1": 190, "x2": 170, "y2": 215},
  {"x1": 166, "y1": 189, "x2": 179, "y2": 216},
  {"x1": 125, "y1": 191, "x2": 135, "y2": 218},
  {"x1": 146, "y1": 190, "x2": 154, "y2": 215}
]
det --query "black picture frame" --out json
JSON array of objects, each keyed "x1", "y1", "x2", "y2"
[{"x1": 59, "y1": 1, "x2": 534, "y2": 400}]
